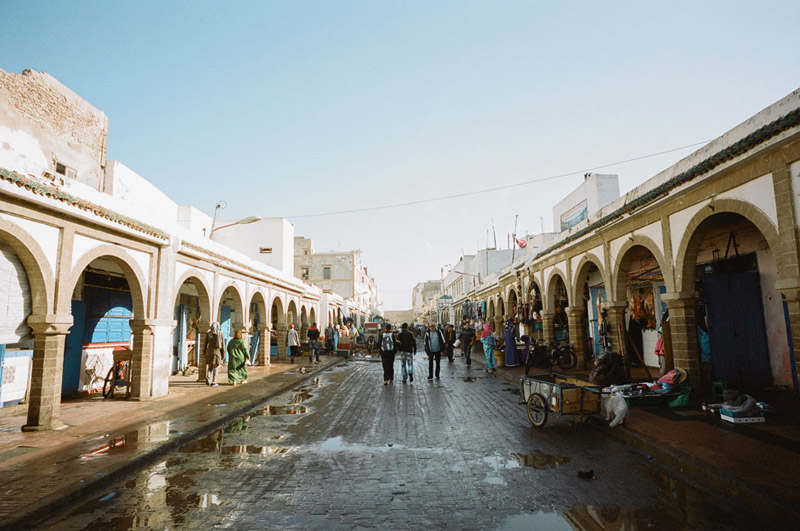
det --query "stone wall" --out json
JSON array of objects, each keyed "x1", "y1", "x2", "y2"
[{"x1": 0, "y1": 68, "x2": 107, "y2": 190}]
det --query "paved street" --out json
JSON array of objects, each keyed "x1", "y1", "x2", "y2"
[{"x1": 46, "y1": 357, "x2": 762, "y2": 530}]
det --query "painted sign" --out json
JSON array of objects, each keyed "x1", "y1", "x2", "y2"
[{"x1": 560, "y1": 200, "x2": 588, "y2": 231}]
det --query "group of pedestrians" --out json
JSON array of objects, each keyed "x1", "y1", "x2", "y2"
[{"x1": 378, "y1": 320, "x2": 500, "y2": 385}]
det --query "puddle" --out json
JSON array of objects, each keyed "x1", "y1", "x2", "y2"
[
  {"x1": 0, "y1": 426, "x2": 23, "y2": 433},
  {"x1": 220, "y1": 445, "x2": 291, "y2": 455},
  {"x1": 462, "y1": 377, "x2": 476, "y2": 382},
  {"x1": 207, "y1": 399, "x2": 251, "y2": 407},
  {"x1": 511, "y1": 450, "x2": 570, "y2": 469},
  {"x1": 499, "y1": 511, "x2": 572, "y2": 530},
  {"x1": 257, "y1": 405, "x2": 307, "y2": 416},
  {"x1": 290, "y1": 389, "x2": 313, "y2": 403},
  {"x1": 319, "y1": 436, "x2": 406, "y2": 452},
  {"x1": 80, "y1": 435, "x2": 128, "y2": 459}
]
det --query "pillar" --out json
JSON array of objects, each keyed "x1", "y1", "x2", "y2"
[
  {"x1": 255, "y1": 324, "x2": 268, "y2": 365},
  {"x1": 566, "y1": 307, "x2": 586, "y2": 368},
  {"x1": 129, "y1": 319, "x2": 155, "y2": 400},
  {"x1": 277, "y1": 322, "x2": 288, "y2": 362},
  {"x1": 196, "y1": 320, "x2": 209, "y2": 382},
  {"x1": 662, "y1": 293, "x2": 700, "y2": 387},
  {"x1": 602, "y1": 301, "x2": 627, "y2": 357},
  {"x1": 23, "y1": 314, "x2": 72, "y2": 431},
  {"x1": 541, "y1": 312, "x2": 555, "y2": 343},
  {"x1": 493, "y1": 315, "x2": 503, "y2": 335}
]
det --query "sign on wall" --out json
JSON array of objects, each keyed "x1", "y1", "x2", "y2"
[{"x1": 560, "y1": 200, "x2": 588, "y2": 231}]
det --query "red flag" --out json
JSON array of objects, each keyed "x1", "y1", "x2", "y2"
[{"x1": 515, "y1": 238, "x2": 527, "y2": 248}]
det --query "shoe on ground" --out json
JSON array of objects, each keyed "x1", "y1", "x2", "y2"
[
  {"x1": 384, "y1": 380, "x2": 389, "y2": 385},
  {"x1": 242, "y1": 380, "x2": 247, "y2": 384},
  {"x1": 212, "y1": 383, "x2": 219, "y2": 387},
  {"x1": 410, "y1": 374, "x2": 414, "y2": 382},
  {"x1": 402, "y1": 379, "x2": 407, "y2": 383},
  {"x1": 436, "y1": 376, "x2": 440, "y2": 379},
  {"x1": 428, "y1": 377, "x2": 433, "y2": 380}
]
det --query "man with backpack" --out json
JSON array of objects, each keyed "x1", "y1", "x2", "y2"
[
  {"x1": 396, "y1": 323, "x2": 416, "y2": 383},
  {"x1": 424, "y1": 322, "x2": 446, "y2": 380},
  {"x1": 379, "y1": 323, "x2": 396, "y2": 385}
]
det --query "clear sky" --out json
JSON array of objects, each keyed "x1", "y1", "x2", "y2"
[{"x1": 3, "y1": 1, "x2": 799, "y2": 309}]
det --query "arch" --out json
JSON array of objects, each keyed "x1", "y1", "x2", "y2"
[
  {"x1": 174, "y1": 270, "x2": 212, "y2": 323},
  {"x1": 309, "y1": 307, "x2": 317, "y2": 326},
  {"x1": 216, "y1": 282, "x2": 245, "y2": 325},
  {"x1": 0, "y1": 220, "x2": 54, "y2": 314},
  {"x1": 545, "y1": 268, "x2": 569, "y2": 312},
  {"x1": 63, "y1": 244, "x2": 148, "y2": 317},
  {"x1": 611, "y1": 235, "x2": 671, "y2": 302},
  {"x1": 570, "y1": 254, "x2": 608, "y2": 305},
  {"x1": 270, "y1": 296, "x2": 285, "y2": 326},
  {"x1": 674, "y1": 199, "x2": 781, "y2": 293},
  {"x1": 287, "y1": 300, "x2": 299, "y2": 326},
  {"x1": 488, "y1": 299, "x2": 496, "y2": 319},
  {"x1": 497, "y1": 295, "x2": 505, "y2": 319},
  {"x1": 248, "y1": 290, "x2": 268, "y2": 329}
]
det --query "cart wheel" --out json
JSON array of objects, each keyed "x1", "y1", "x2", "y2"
[
  {"x1": 527, "y1": 393, "x2": 548, "y2": 427},
  {"x1": 556, "y1": 347, "x2": 577, "y2": 371}
]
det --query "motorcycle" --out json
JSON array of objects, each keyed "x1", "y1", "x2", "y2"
[{"x1": 524, "y1": 338, "x2": 577, "y2": 375}]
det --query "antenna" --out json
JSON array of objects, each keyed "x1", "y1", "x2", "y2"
[
  {"x1": 511, "y1": 214, "x2": 518, "y2": 262},
  {"x1": 491, "y1": 218, "x2": 497, "y2": 249}
]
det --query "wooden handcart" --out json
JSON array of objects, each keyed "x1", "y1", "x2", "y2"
[{"x1": 519, "y1": 373, "x2": 602, "y2": 427}]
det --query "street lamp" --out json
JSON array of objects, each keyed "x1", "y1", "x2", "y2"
[{"x1": 210, "y1": 211, "x2": 262, "y2": 239}]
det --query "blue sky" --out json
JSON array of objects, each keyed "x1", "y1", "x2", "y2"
[{"x1": 3, "y1": 1, "x2": 800, "y2": 309}]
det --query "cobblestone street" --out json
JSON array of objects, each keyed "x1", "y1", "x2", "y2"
[{"x1": 46, "y1": 358, "x2": 762, "y2": 530}]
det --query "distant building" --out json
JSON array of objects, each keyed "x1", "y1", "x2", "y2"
[{"x1": 293, "y1": 237, "x2": 381, "y2": 323}]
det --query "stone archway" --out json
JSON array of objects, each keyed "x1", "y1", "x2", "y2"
[
  {"x1": 271, "y1": 296, "x2": 286, "y2": 362},
  {"x1": 248, "y1": 290, "x2": 269, "y2": 366},
  {"x1": 675, "y1": 209, "x2": 788, "y2": 391},
  {"x1": 0, "y1": 223, "x2": 57, "y2": 431},
  {"x1": 612, "y1": 241, "x2": 669, "y2": 380},
  {"x1": 571, "y1": 255, "x2": 607, "y2": 366},
  {"x1": 216, "y1": 283, "x2": 245, "y2": 360},
  {"x1": 173, "y1": 272, "x2": 212, "y2": 380},
  {"x1": 545, "y1": 271, "x2": 569, "y2": 343}
]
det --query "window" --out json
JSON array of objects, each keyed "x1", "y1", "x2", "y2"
[
  {"x1": 301, "y1": 267, "x2": 309, "y2": 281},
  {"x1": 323, "y1": 266, "x2": 331, "y2": 280}
]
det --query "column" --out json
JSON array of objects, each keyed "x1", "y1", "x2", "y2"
[
  {"x1": 662, "y1": 293, "x2": 700, "y2": 387},
  {"x1": 566, "y1": 307, "x2": 586, "y2": 368},
  {"x1": 129, "y1": 319, "x2": 155, "y2": 401},
  {"x1": 541, "y1": 312, "x2": 555, "y2": 343},
  {"x1": 277, "y1": 322, "x2": 288, "y2": 362},
  {"x1": 23, "y1": 314, "x2": 72, "y2": 431},
  {"x1": 196, "y1": 320, "x2": 209, "y2": 382},
  {"x1": 493, "y1": 315, "x2": 503, "y2": 335},
  {"x1": 300, "y1": 321, "x2": 309, "y2": 357},
  {"x1": 256, "y1": 324, "x2": 269, "y2": 366},
  {"x1": 602, "y1": 301, "x2": 627, "y2": 357}
]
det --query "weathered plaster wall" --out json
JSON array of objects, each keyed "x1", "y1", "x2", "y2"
[{"x1": 0, "y1": 69, "x2": 107, "y2": 189}]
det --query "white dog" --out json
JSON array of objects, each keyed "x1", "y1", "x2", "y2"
[{"x1": 601, "y1": 394, "x2": 628, "y2": 427}]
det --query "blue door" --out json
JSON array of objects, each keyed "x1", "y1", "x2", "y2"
[
  {"x1": 704, "y1": 270, "x2": 772, "y2": 387},
  {"x1": 63, "y1": 300, "x2": 86, "y2": 396},
  {"x1": 220, "y1": 305, "x2": 231, "y2": 362},
  {"x1": 589, "y1": 287, "x2": 606, "y2": 358}
]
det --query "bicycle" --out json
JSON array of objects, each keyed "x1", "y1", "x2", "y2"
[{"x1": 103, "y1": 350, "x2": 133, "y2": 399}]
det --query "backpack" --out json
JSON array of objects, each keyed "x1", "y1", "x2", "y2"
[{"x1": 381, "y1": 332, "x2": 394, "y2": 352}]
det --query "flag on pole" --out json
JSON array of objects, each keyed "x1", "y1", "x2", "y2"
[{"x1": 515, "y1": 238, "x2": 527, "y2": 248}]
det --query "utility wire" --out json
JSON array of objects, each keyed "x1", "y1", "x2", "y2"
[{"x1": 285, "y1": 140, "x2": 711, "y2": 219}]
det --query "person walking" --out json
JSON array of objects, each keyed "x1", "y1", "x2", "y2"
[
  {"x1": 396, "y1": 322, "x2": 416, "y2": 383},
  {"x1": 444, "y1": 323, "x2": 457, "y2": 363},
  {"x1": 503, "y1": 318, "x2": 520, "y2": 367},
  {"x1": 480, "y1": 323, "x2": 498, "y2": 373},
  {"x1": 324, "y1": 324, "x2": 334, "y2": 354},
  {"x1": 287, "y1": 323, "x2": 300, "y2": 363},
  {"x1": 204, "y1": 322, "x2": 225, "y2": 387},
  {"x1": 460, "y1": 321, "x2": 475, "y2": 368},
  {"x1": 424, "y1": 322, "x2": 445, "y2": 380},
  {"x1": 307, "y1": 322, "x2": 321, "y2": 363},
  {"x1": 379, "y1": 323, "x2": 396, "y2": 385},
  {"x1": 227, "y1": 329, "x2": 249, "y2": 385}
]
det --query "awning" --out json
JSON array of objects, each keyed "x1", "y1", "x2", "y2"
[{"x1": 0, "y1": 242, "x2": 33, "y2": 344}]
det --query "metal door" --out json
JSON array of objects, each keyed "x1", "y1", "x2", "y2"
[
  {"x1": 62, "y1": 300, "x2": 86, "y2": 395},
  {"x1": 220, "y1": 305, "x2": 231, "y2": 362},
  {"x1": 704, "y1": 271, "x2": 772, "y2": 387}
]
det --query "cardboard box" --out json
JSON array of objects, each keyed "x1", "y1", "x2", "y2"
[{"x1": 720, "y1": 408, "x2": 765, "y2": 424}]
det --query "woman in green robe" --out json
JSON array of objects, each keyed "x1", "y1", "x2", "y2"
[{"x1": 227, "y1": 329, "x2": 249, "y2": 385}]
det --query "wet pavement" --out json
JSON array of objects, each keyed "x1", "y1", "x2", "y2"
[{"x1": 43, "y1": 358, "x2": 770, "y2": 530}]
